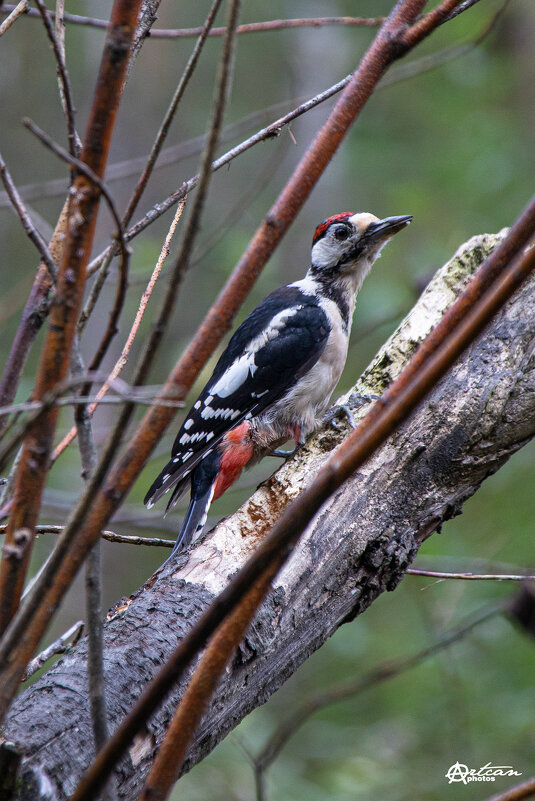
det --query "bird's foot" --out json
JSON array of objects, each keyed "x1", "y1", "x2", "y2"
[
  {"x1": 325, "y1": 393, "x2": 380, "y2": 432},
  {"x1": 269, "y1": 445, "x2": 299, "y2": 458}
]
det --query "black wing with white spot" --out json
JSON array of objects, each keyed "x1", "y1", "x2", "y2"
[{"x1": 144, "y1": 285, "x2": 330, "y2": 508}]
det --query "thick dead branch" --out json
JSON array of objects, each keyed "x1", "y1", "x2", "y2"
[{"x1": 5, "y1": 229, "x2": 535, "y2": 798}]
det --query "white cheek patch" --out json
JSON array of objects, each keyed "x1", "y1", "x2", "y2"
[{"x1": 311, "y1": 238, "x2": 339, "y2": 270}]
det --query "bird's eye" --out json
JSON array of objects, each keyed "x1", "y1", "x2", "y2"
[{"x1": 333, "y1": 225, "x2": 350, "y2": 241}]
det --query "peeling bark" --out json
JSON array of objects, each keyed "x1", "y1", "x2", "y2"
[{"x1": 4, "y1": 229, "x2": 535, "y2": 799}]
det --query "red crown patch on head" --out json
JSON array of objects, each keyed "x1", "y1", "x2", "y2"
[{"x1": 312, "y1": 212, "x2": 355, "y2": 245}]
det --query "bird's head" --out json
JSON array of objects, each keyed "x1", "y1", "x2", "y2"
[{"x1": 310, "y1": 212, "x2": 412, "y2": 281}]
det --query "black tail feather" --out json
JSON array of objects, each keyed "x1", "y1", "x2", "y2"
[{"x1": 166, "y1": 450, "x2": 221, "y2": 560}]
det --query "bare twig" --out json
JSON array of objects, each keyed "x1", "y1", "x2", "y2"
[
  {"x1": 131, "y1": 0, "x2": 241, "y2": 389},
  {"x1": 445, "y1": 0, "x2": 485, "y2": 21},
  {"x1": 401, "y1": 0, "x2": 464, "y2": 45},
  {"x1": 23, "y1": 117, "x2": 131, "y2": 392},
  {"x1": 407, "y1": 568, "x2": 535, "y2": 582},
  {"x1": 79, "y1": 0, "x2": 221, "y2": 345},
  {"x1": 0, "y1": 386, "x2": 186, "y2": 416},
  {"x1": 2, "y1": 16, "x2": 487, "y2": 214},
  {"x1": 0, "y1": 152, "x2": 57, "y2": 280},
  {"x1": 54, "y1": 199, "x2": 187, "y2": 462},
  {"x1": 0, "y1": 380, "x2": 185, "y2": 477},
  {"x1": 69, "y1": 342, "x2": 111, "y2": 773},
  {"x1": 21, "y1": 620, "x2": 83, "y2": 681},
  {"x1": 86, "y1": 70, "x2": 355, "y2": 276},
  {"x1": 0, "y1": 372, "x2": 185, "y2": 418},
  {"x1": 87, "y1": 16, "x2": 493, "y2": 279},
  {"x1": 124, "y1": 0, "x2": 222, "y2": 228},
  {"x1": 23, "y1": 118, "x2": 129, "y2": 272},
  {"x1": 0, "y1": 0, "x2": 28, "y2": 36},
  {"x1": 0, "y1": 8, "x2": 385, "y2": 36},
  {"x1": 34, "y1": 0, "x2": 79, "y2": 156},
  {"x1": 0, "y1": 524, "x2": 175, "y2": 548}
]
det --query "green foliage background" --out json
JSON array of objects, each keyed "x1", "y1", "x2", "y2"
[{"x1": 0, "y1": 1, "x2": 534, "y2": 798}]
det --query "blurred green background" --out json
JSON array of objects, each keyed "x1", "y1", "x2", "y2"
[{"x1": 1, "y1": 0, "x2": 534, "y2": 798}]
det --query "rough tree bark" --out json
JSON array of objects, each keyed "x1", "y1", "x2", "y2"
[{"x1": 4, "y1": 229, "x2": 535, "y2": 799}]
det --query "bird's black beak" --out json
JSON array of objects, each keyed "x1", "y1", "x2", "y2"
[{"x1": 364, "y1": 215, "x2": 412, "y2": 243}]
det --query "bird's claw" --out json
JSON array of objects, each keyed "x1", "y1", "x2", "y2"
[
  {"x1": 325, "y1": 393, "x2": 380, "y2": 432},
  {"x1": 324, "y1": 404, "x2": 357, "y2": 431}
]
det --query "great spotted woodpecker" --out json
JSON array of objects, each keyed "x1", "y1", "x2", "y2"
[{"x1": 145, "y1": 212, "x2": 411, "y2": 557}]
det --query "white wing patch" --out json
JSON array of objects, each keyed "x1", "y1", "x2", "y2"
[
  {"x1": 211, "y1": 307, "x2": 303, "y2": 399},
  {"x1": 211, "y1": 353, "x2": 256, "y2": 399}
]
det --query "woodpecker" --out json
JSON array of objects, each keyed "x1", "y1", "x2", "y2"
[{"x1": 145, "y1": 212, "x2": 411, "y2": 558}]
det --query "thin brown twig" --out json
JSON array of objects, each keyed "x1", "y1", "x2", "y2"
[
  {"x1": 23, "y1": 117, "x2": 131, "y2": 396},
  {"x1": 78, "y1": 0, "x2": 222, "y2": 344},
  {"x1": 130, "y1": 0, "x2": 241, "y2": 390},
  {"x1": 0, "y1": 387, "x2": 186, "y2": 416},
  {"x1": 34, "y1": 0, "x2": 79, "y2": 156},
  {"x1": 124, "y1": 0, "x2": 222, "y2": 228},
  {"x1": 22, "y1": 118, "x2": 129, "y2": 279},
  {"x1": 54, "y1": 199, "x2": 187, "y2": 461},
  {"x1": 407, "y1": 568, "x2": 535, "y2": 582},
  {"x1": 401, "y1": 0, "x2": 464, "y2": 44},
  {"x1": 0, "y1": 8, "x2": 385, "y2": 36},
  {"x1": 0, "y1": 524, "x2": 175, "y2": 548},
  {"x1": 3, "y1": 13, "x2": 489, "y2": 215},
  {"x1": 0, "y1": 383, "x2": 186, "y2": 480},
  {"x1": 21, "y1": 620, "x2": 84, "y2": 681},
  {"x1": 0, "y1": 375, "x2": 154, "y2": 475},
  {"x1": 86, "y1": 70, "x2": 354, "y2": 276},
  {"x1": 445, "y1": 0, "x2": 485, "y2": 22},
  {"x1": 0, "y1": 152, "x2": 57, "y2": 280}
]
